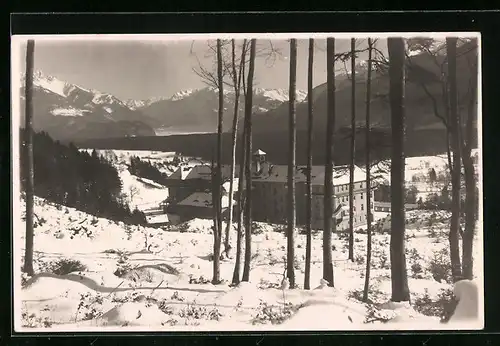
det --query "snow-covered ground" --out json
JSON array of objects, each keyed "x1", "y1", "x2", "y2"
[
  {"x1": 14, "y1": 196, "x2": 482, "y2": 331},
  {"x1": 14, "y1": 150, "x2": 482, "y2": 331}
]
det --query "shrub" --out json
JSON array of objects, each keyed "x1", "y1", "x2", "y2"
[
  {"x1": 411, "y1": 262, "x2": 424, "y2": 279},
  {"x1": 170, "y1": 291, "x2": 185, "y2": 302},
  {"x1": 378, "y1": 252, "x2": 389, "y2": 269},
  {"x1": 413, "y1": 288, "x2": 456, "y2": 322},
  {"x1": 76, "y1": 292, "x2": 104, "y2": 321},
  {"x1": 178, "y1": 302, "x2": 222, "y2": 321},
  {"x1": 252, "y1": 301, "x2": 302, "y2": 325},
  {"x1": 428, "y1": 248, "x2": 453, "y2": 284},
  {"x1": 21, "y1": 309, "x2": 53, "y2": 328},
  {"x1": 364, "y1": 304, "x2": 396, "y2": 323},
  {"x1": 39, "y1": 258, "x2": 87, "y2": 275},
  {"x1": 114, "y1": 254, "x2": 132, "y2": 278},
  {"x1": 188, "y1": 275, "x2": 210, "y2": 285}
]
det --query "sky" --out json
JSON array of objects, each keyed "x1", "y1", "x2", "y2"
[{"x1": 14, "y1": 37, "x2": 387, "y2": 101}]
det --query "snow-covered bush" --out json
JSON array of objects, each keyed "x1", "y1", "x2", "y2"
[
  {"x1": 178, "y1": 302, "x2": 222, "y2": 321},
  {"x1": 21, "y1": 309, "x2": 53, "y2": 328},
  {"x1": 252, "y1": 301, "x2": 302, "y2": 325},
  {"x1": 188, "y1": 275, "x2": 210, "y2": 285},
  {"x1": 113, "y1": 253, "x2": 132, "y2": 278},
  {"x1": 413, "y1": 288, "x2": 456, "y2": 322},
  {"x1": 428, "y1": 248, "x2": 453, "y2": 284},
  {"x1": 76, "y1": 292, "x2": 105, "y2": 321}
]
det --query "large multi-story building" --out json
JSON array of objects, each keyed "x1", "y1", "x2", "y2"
[{"x1": 164, "y1": 149, "x2": 374, "y2": 230}]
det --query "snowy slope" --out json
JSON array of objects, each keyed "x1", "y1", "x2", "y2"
[{"x1": 15, "y1": 193, "x2": 482, "y2": 331}]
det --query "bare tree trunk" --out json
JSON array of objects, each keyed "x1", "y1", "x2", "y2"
[
  {"x1": 224, "y1": 39, "x2": 246, "y2": 258},
  {"x1": 286, "y1": 38, "x2": 297, "y2": 289},
  {"x1": 232, "y1": 126, "x2": 247, "y2": 285},
  {"x1": 362, "y1": 38, "x2": 373, "y2": 303},
  {"x1": 23, "y1": 39, "x2": 35, "y2": 276},
  {"x1": 304, "y1": 38, "x2": 314, "y2": 290},
  {"x1": 242, "y1": 39, "x2": 257, "y2": 282},
  {"x1": 461, "y1": 54, "x2": 478, "y2": 280},
  {"x1": 387, "y1": 37, "x2": 410, "y2": 302},
  {"x1": 231, "y1": 41, "x2": 248, "y2": 285},
  {"x1": 348, "y1": 38, "x2": 356, "y2": 262},
  {"x1": 323, "y1": 38, "x2": 335, "y2": 287},
  {"x1": 212, "y1": 39, "x2": 224, "y2": 285},
  {"x1": 446, "y1": 37, "x2": 463, "y2": 282}
]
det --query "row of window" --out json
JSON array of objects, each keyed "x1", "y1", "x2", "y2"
[{"x1": 336, "y1": 182, "x2": 364, "y2": 192}]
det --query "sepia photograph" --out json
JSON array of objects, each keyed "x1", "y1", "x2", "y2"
[{"x1": 11, "y1": 32, "x2": 482, "y2": 332}]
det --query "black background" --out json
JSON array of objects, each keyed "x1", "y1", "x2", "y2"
[{"x1": 4, "y1": 10, "x2": 500, "y2": 346}]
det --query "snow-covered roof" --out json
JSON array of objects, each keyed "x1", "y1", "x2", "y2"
[
  {"x1": 145, "y1": 213, "x2": 170, "y2": 225},
  {"x1": 253, "y1": 149, "x2": 266, "y2": 156},
  {"x1": 168, "y1": 162, "x2": 364, "y2": 186},
  {"x1": 177, "y1": 192, "x2": 229, "y2": 209},
  {"x1": 168, "y1": 164, "x2": 242, "y2": 181},
  {"x1": 253, "y1": 163, "x2": 365, "y2": 185}
]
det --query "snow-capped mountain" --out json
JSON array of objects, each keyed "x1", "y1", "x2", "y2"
[
  {"x1": 139, "y1": 86, "x2": 308, "y2": 133},
  {"x1": 124, "y1": 97, "x2": 169, "y2": 110},
  {"x1": 19, "y1": 70, "x2": 157, "y2": 140}
]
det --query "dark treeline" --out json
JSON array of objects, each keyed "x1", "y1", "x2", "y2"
[
  {"x1": 74, "y1": 127, "x2": 476, "y2": 167},
  {"x1": 20, "y1": 130, "x2": 146, "y2": 225},
  {"x1": 128, "y1": 156, "x2": 169, "y2": 186}
]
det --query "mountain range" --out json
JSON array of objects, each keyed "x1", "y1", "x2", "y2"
[{"x1": 18, "y1": 71, "x2": 308, "y2": 139}]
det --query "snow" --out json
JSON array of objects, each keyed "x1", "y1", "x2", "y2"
[
  {"x1": 254, "y1": 88, "x2": 307, "y2": 103},
  {"x1": 14, "y1": 150, "x2": 483, "y2": 332},
  {"x1": 170, "y1": 89, "x2": 197, "y2": 101},
  {"x1": 103, "y1": 107, "x2": 113, "y2": 114},
  {"x1": 177, "y1": 192, "x2": 229, "y2": 209},
  {"x1": 31, "y1": 71, "x2": 68, "y2": 97},
  {"x1": 50, "y1": 107, "x2": 88, "y2": 117}
]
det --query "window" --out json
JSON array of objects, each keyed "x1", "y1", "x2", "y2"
[
  {"x1": 360, "y1": 193, "x2": 364, "y2": 199},
  {"x1": 361, "y1": 204, "x2": 364, "y2": 211}
]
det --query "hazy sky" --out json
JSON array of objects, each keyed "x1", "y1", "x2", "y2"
[{"x1": 16, "y1": 37, "x2": 387, "y2": 101}]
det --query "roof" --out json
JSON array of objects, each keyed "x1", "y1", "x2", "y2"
[
  {"x1": 253, "y1": 149, "x2": 267, "y2": 156},
  {"x1": 145, "y1": 213, "x2": 170, "y2": 225},
  {"x1": 252, "y1": 163, "x2": 365, "y2": 185},
  {"x1": 168, "y1": 164, "x2": 242, "y2": 181},
  {"x1": 168, "y1": 162, "x2": 365, "y2": 186},
  {"x1": 177, "y1": 192, "x2": 230, "y2": 209}
]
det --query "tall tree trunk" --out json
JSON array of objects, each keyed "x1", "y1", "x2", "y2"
[
  {"x1": 387, "y1": 37, "x2": 410, "y2": 302},
  {"x1": 323, "y1": 38, "x2": 335, "y2": 287},
  {"x1": 461, "y1": 56, "x2": 478, "y2": 280},
  {"x1": 362, "y1": 38, "x2": 373, "y2": 303},
  {"x1": 23, "y1": 39, "x2": 35, "y2": 276},
  {"x1": 231, "y1": 40, "x2": 248, "y2": 285},
  {"x1": 348, "y1": 37, "x2": 356, "y2": 262},
  {"x1": 304, "y1": 38, "x2": 314, "y2": 290},
  {"x1": 232, "y1": 126, "x2": 247, "y2": 285},
  {"x1": 446, "y1": 37, "x2": 463, "y2": 282},
  {"x1": 286, "y1": 38, "x2": 297, "y2": 289},
  {"x1": 242, "y1": 39, "x2": 257, "y2": 282},
  {"x1": 212, "y1": 39, "x2": 224, "y2": 285},
  {"x1": 224, "y1": 39, "x2": 246, "y2": 259}
]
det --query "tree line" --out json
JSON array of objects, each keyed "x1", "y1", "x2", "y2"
[
  {"x1": 128, "y1": 156, "x2": 169, "y2": 186},
  {"x1": 20, "y1": 130, "x2": 146, "y2": 227}
]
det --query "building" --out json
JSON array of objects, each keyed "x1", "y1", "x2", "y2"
[
  {"x1": 164, "y1": 149, "x2": 374, "y2": 231},
  {"x1": 373, "y1": 201, "x2": 419, "y2": 212}
]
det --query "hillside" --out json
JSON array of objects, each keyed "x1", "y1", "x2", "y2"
[
  {"x1": 252, "y1": 39, "x2": 478, "y2": 135},
  {"x1": 18, "y1": 71, "x2": 157, "y2": 140},
  {"x1": 16, "y1": 193, "x2": 481, "y2": 331}
]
